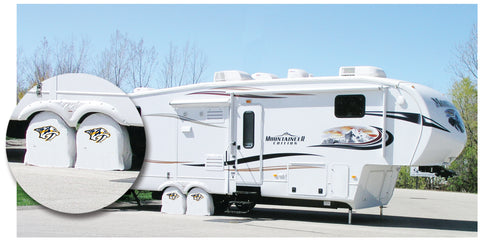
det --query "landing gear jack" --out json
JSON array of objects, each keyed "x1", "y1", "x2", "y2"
[
  {"x1": 129, "y1": 190, "x2": 142, "y2": 206},
  {"x1": 348, "y1": 208, "x2": 352, "y2": 224}
]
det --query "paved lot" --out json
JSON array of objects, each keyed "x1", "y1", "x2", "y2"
[
  {"x1": 10, "y1": 163, "x2": 139, "y2": 214},
  {"x1": 17, "y1": 188, "x2": 477, "y2": 237}
]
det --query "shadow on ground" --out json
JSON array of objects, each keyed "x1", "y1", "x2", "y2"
[
  {"x1": 105, "y1": 200, "x2": 162, "y2": 212},
  {"x1": 234, "y1": 207, "x2": 477, "y2": 232},
  {"x1": 105, "y1": 201, "x2": 477, "y2": 233}
]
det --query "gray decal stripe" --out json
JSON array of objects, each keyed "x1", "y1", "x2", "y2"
[
  {"x1": 365, "y1": 111, "x2": 421, "y2": 124},
  {"x1": 422, "y1": 116, "x2": 450, "y2": 133},
  {"x1": 187, "y1": 90, "x2": 284, "y2": 99},
  {"x1": 182, "y1": 153, "x2": 322, "y2": 167},
  {"x1": 228, "y1": 153, "x2": 322, "y2": 165},
  {"x1": 144, "y1": 113, "x2": 225, "y2": 128}
]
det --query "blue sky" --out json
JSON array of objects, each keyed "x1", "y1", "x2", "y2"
[{"x1": 17, "y1": 4, "x2": 477, "y2": 94}]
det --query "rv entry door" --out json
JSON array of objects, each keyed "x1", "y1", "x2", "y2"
[{"x1": 236, "y1": 105, "x2": 264, "y2": 186}]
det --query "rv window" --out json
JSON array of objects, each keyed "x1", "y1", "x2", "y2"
[
  {"x1": 243, "y1": 111, "x2": 255, "y2": 149},
  {"x1": 335, "y1": 95, "x2": 365, "y2": 118}
]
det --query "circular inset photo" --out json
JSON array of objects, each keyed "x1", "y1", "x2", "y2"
[{"x1": 6, "y1": 73, "x2": 146, "y2": 214}]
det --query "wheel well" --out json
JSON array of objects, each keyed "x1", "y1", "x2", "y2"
[
  {"x1": 77, "y1": 112, "x2": 96, "y2": 125},
  {"x1": 7, "y1": 111, "x2": 62, "y2": 138},
  {"x1": 185, "y1": 184, "x2": 211, "y2": 194},
  {"x1": 126, "y1": 126, "x2": 146, "y2": 171},
  {"x1": 7, "y1": 119, "x2": 31, "y2": 138},
  {"x1": 151, "y1": 190, "x2": 163, "y2": 200}
]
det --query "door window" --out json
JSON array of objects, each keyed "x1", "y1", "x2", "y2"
[{"x1": 243, "y1": 111, "x2": 255, "y2": 149}]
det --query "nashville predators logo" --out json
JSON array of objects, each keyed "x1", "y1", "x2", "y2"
[
  {"x1": 84, "y1": 127, "x2": 111, "y2": 143},
  {"x1": 34, "y1": 126, "x2": 60, "y2": 141},
  {"x1": 167, "y1": 192, "x2": 179, "y2": 200},
  {"x1": 191, "y1": 193, "x2": 204, "y2": 201}
]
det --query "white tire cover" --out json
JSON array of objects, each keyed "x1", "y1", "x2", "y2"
[
  {"x1": 161, "y1": 187, "x2": 186, "y2": 215},
  {"x1": 75, "y1": 113, "x2": 132, "y2": 170},
  {"x1": 24, "y1": 111, "x2": 76, "y2": 167},
  {"x1": 186, "y1": 187, "x2": 214, "y2": 216}
]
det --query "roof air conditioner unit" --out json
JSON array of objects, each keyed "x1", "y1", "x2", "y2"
[
  {"x1": 214, "y1": 70, "x2": 253, "y2": 82},
  {"x1": 339, "y1": 66, "x2": 387, "y2": 78},
  {"x1": 287, "y1": 69, "x2": 309, "y2": 79}
]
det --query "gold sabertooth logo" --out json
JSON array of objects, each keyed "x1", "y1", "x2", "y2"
[
  {"x1": 191, "y1": 193, "x2": 204, "y2": 201},
  {"x1": 167, "y1": 192, "x2": 179, "y2": 200},
  {"x1": 84, "y1": 127, "x2": 111, "y2": 143},
  {"x1": 34, "y1": 126, "x2": 60, "y2": 141}
]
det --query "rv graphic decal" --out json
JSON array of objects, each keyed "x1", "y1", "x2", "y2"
[
  {"x1": 445, "y1": 109, "x2": 465, "y2": 133},
  {"x1": 421, "y1": 116, "x2": 450, "y2": 132},
  {"x1": 167, "y1": 192, "x2": 180, "y2": 200},
  {"x1": 183, "y1": 153, "x2": 321, "y2": 167},
  {"x1": 311, "y1": 126, "x2": 393, "y2": 150},
  {"x1": 34, "y1": 126, "x2": 60, "y2": 141},
  {"x1": 430, "y1": 98, "x2": 464, "y2": 133},
  {"x1": 237, "y1": 165, "x2": 321, "y2": 172},
  {"x1": 145, "y1": 113, "x2": 225, "y2": 128},
  {"x1": 188, "y1": 87, "x2": 283, "y2": 99},
  {"x1": 225, "y1": 153, "x2": 321, "y2": 166},
  {"x1": 188, "y1": 90, "x2": 281, "y2": 99},
  {"x1": 431, "y1": 98, "x2": 453, "y2": 108},
  {"x1": 191, "y1": 193, "x2": 204, "y2": 201},
  {"x1": 365, "y1": 111, "x2": 450, "y2": 132},
  {"x1": 265, "y1": 132, "x2": 306, "y2": 145},
  {"x1": 84, "y1": 127, "x2": 111, "y2": 143},
  {"x1": 365, "y1": 111, "x2": 421, "y2": 124},
  {"x1": 321, "y1": 126, "x2": 380, "y2": 144}
]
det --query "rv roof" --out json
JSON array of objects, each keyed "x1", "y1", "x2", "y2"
[
  {"x1": 213, "y1": 66, "x2": 386, "y2": 83},
  {"x1": 129, "y1": 75, "x2": 404, "y2": 98}
]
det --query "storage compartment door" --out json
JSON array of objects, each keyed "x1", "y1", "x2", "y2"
[
  {"x1": 329, "y1": 164, "x2": 350, "y2": 198},
  {"x1": 288, "y1": 163, "x2": 327, "y2": 196}
]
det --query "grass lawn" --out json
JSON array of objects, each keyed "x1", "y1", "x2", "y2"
[
  {"x1": 117, "y1": 190, "x2": 153, "y2": 202},
  {"x1": 17, "y1": 184, "x2": 39, "y2": 206}
]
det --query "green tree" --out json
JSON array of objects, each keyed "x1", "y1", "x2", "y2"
[{"x1": 447, "y1": 77, "x2": 477, "y2": 193}]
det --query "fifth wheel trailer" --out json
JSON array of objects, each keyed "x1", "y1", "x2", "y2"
[
  {"x1": 128, "y1": 66, "x2": 466, "y2": 218},
  {"x1": 8, "y1": 66, "x2": 466, "y2": 221}
]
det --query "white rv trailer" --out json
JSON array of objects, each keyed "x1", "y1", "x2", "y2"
[
  {"x1": 8, "y1": 66, "x2": 466, "y2": 221},
  {"x1": 128, "y1": 66, "x2": 466, "y2": 218}
]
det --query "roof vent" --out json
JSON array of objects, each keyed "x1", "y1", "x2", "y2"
[
  {"x1": 251, "y1": 72, "x2": 279, "y2": 80},
  {"x1": 287, "y1": 69, "x2": 310, "y2": 79},
  {"x1": 214, "y1": 70, "x2": 253, "y2": 82},
  {"x1": 339, "y1": 66, "x2": 386, "y2": 78}
]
